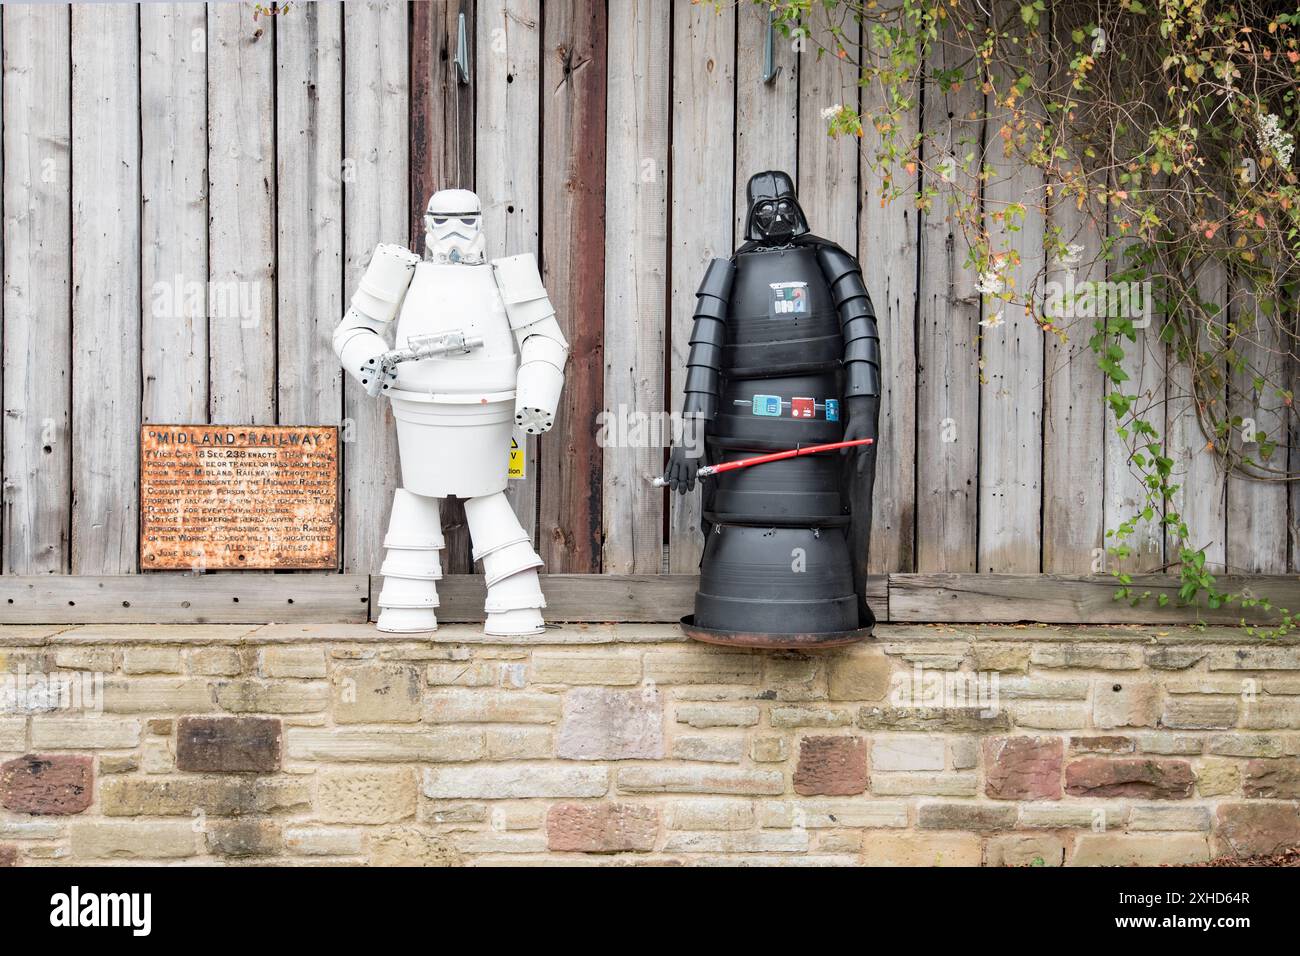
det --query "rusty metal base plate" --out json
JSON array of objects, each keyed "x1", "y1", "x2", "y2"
[{"x1": 679, "y1": 615, "x2": 873, "y2": 650}]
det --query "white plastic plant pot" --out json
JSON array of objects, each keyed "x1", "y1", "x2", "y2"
[
  {"x1": 380, "y1": 549, "x2": 443, "y2": 580},
  {"x1": 352, "y1": 243, "x2": 420, "y2": 322},
  {"x1": 391, "y1": 396, "x2": 514, "y2": 498},
  {"x1": 482, "y1": 540, "x2": 543, "y2": 587},
  {"x1": 465, "y1": 493, "x2": 528, "y2": 558},
  {"x1": 484, "y1": 568, "x2": 546, "y2": 613},
  {"x1": 491, "y1": 253, "x2": 547, "y2": 304},
  {"x1": 484, "y1": 607, "x2": 545, "y2": 637},
  {"x1": 378, "y1": 575, "x2": 440, "y2": 608},
  {"x1": 515, "y1": 361, "x2": 564, "y2": 434},
  {"x1": 520, "y1": 334, "x2": 568, "y2": 371},
  {"x1": 503, "y1": 296, "x2": 556, "y2": 330},
  {"x1": 383, "y1": 488, "x2": 445, "y2": 550},
  {"x1": 377, "y1": 606, "x2": 438, "y2": 633}
]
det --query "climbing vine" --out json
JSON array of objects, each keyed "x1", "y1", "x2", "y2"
[{"x1": 760, "y1": 0, "x2": 1300, "y2": 634}]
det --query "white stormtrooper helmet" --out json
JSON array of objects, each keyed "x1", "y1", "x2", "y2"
[{"x1": 425, "y1": 188, "x2": 486, "y2": 264}]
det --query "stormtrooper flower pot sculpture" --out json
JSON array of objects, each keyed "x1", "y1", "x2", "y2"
[{"x1": 333, "y1": 189, "x2": 568, "y2": 636}]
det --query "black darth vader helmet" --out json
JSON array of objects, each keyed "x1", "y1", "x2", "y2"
[{"x1": 744, "y1": 170, "x2": 810, "y2": 243}]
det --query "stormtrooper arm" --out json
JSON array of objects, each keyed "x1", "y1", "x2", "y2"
[
  {"x1": 332, "y1": 243, "x2": 421, "y2": 392},
  {"x1": 816, "y1": 243, "x2": 881, "y2": 400},
  {"x1": 683, "y1": 258, "x2": 734, "y2": 422},
  {"x1": 491, "y1": 253, "x2": 569, "y2": 434}
]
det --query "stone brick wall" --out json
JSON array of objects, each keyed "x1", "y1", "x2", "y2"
[{"x1": 1, "y1": 623, "x2": 1298, "y2": 866}]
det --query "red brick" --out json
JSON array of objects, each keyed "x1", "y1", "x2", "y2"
[
  {"x1": 1064, "y1": 757, "x2": 1193, "y2": 799},
  {"x1": 1216, "y1": 803, "x2": 1300, "y2": 858},
  {"x1": 793, "y1": 736, "x2": 868, "y2": 796},
  {"x1": 0, "y1": 754, "x2": 94, "y2": 815},
  {"x1": 984, "y1": 736, "x2": 1063, "y2": 800},
  {"x1": 176, "y1": 717, "x2": 281, "y2": 773},
  {"x1": 546, "y1": 802, "x2": 658, "y2": 853},
  {"x1": 1242, "y1": 759, "x2": 1300, "y2": 799}
]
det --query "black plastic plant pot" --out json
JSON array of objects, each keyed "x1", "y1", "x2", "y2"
[
  {"x1": 710, "y1": 371, "x2": 844, "y2": 452},
  {"x1": 692, "y1": 524, "x2": 860, "y2": 639},
  {"x1": 706, "y1": 447, "x2": 847, "y2": 525}
]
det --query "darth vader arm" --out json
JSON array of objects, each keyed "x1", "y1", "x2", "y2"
[
  {"x1": 682, "y1": 258, "x2": 734, "y2": 422},
  {"x1": 815, "y1": 243, "x2": 881, "y2": 403}
]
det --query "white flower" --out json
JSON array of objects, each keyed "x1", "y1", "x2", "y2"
[
  {"x1": 975, "y1": 271, "x2": 1004, "y2": 296},
  {"x1": 821, "y1": 104, "x2": 842, "y2": 122},
  {"x1": 1257, "y1": 112, "x2": 1295, "y2": 169},
  {"x1": 980, "y1": 311, "x2": 1005, "y2": 329}
]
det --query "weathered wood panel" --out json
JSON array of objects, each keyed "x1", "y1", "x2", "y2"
[
  {"x1": 477, "y1": 0, "x2": 541, "y2": 546},
  {"x1": 1, "y1": 574, "x2": 369, "y2": 624},
  {"x1": 538, "y1": 0, "x2": 607, "y2": 573},
  {"x1": 1227, "y1": 285, "x2": 1288, "y2": 573},
  {"x1": 410, "y1": 0, "x2": 476, "y2": 245},
  {"x1": 858, "y1": 0, "x2": 918, "y2": 573},
  {"x1": 2, "y1": 4, "x2": 71, "y2": 574},
  {"x1": 915, "y1": 17, "x2": 982, "y2": 572},
  {"x1": 978, "y1": 40, "x2": 1045, "y2": 572},
  {"x1": 276, "y1": 1, "x2": 343, "y2": 425},
  {"x1": 207, "y1": 3, "x2": 276, "y2": 425},
  {"x1": 1103, "y1": 238, "x2": 1166, "y2": 574},
  {"x1": 140, "y1": 3, "x2": 208, "y2": 425},
  {"x1": 888, "y1": 572, "x2": 1299, "y2": 625},
  {"x1": 1040, "y1": 9, "x2": 1105, "y2": 574},
  {"x1": 734, "y1": 2, "x2": 798, "y2": 242},
  {"x1": 796, "y1": 7, "x2": 858, "y2": 249},
  {"x1": 341, "y1": 0, "x2": 409, "y2": 573},
  {"x1": 668, "y1": 0, "x2": 734, "y2": 573},
  {"x1": 1166, "y1": 258, "x2": 1227, "y2": 572},
  {"x1": 411, "y1": 0, "x2": 477, "y2": 572},
  {"x1": 369, "y1": 573, "x2": 889, "y2": 624},
  {"x1": 601, "y1": 0, "x2": 669, "y2": 574},
  {"x1": 70, "y1": 4, "x2": 141, "y2": 574}
]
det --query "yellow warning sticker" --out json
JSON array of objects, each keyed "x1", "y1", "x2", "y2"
[{"x1": 508, "y1": 428, "x2": 526, "y2": 480}]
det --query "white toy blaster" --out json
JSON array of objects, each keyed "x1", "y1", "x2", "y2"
[{"x1": 363, "y1": 330, "x2": 484, "y2": 397}]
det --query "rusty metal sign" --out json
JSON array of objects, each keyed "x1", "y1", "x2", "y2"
[{"x1": 140, "y1": 425, "x2": 339, "y2": 571}]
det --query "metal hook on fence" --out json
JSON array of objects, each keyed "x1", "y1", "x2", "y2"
[
  {"x1": 761, "y1": 8, "x2": 781, "y2": 84},
  {"x1": 455, "y1": 11, "x2": 470, "y2": 85}
]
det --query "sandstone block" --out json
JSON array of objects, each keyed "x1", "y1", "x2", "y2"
[
  {"x1": 1064, "y1": 758, "x2": 1194, "y2": 799},
  {"x1": 0, "y1": 754, "x2": 93, "y2": 815},
  {"x1": 984, "y1": 736, "x2": 1063, "y2": 800},
  {"x1": 793, "y1": 736, "x2": 868, "y2": 796},
  {"x1": 317, "y1": 768, "x2": 416, "y2": 824},
  {"x1": 556, "y1": 688, "x2": 663, "y2": 760},
  {"x1": 546, "y1": 802, "x2": 657, "y2": 853},
  {"x1": 176, "y1": 716, "x2": 281, "y2": 772}
]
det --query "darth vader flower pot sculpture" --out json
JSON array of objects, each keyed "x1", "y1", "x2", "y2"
[
  {"x1": 666, "y1": 171, "x2": 881, "y2": 648},
  {"x1": 333, "y1": 189, "x2": 568, "y2": 636}
]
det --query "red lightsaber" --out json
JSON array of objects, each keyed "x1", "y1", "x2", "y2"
[{"x1": 651, "y1": 438, "x2": 874, "y2": 487}]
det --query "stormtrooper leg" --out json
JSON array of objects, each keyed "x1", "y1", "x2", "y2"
[
  {"x1": 463, "y1": 492, "x2": 546, "y2": 636},
  {"x1": 375, "y1": 489, "x2": 444, "y2": 633}
]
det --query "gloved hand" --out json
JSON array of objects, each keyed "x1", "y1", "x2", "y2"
[
  {"x1": 665, "y1": 445, "x2": 702, "y2": 494},
  {"x1": 841, "y1": 396, "x2": 878, "y2": 475}
]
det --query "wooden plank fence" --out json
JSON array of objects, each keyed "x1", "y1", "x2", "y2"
[{"x1": 0, "y1": 2, "x2": 1287, "y2": 604}]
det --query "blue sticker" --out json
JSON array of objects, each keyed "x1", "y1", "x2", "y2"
[
  {"x1": 752, "y1": 394, "x2": 782, "y2": 417},
  {"x1": 825, "y1": 399, "x2": 840, "y2": 422}
]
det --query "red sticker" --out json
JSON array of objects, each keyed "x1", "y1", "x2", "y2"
[{"x1": 791, "y1": 397, "x2": 815, "y2": 419}]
